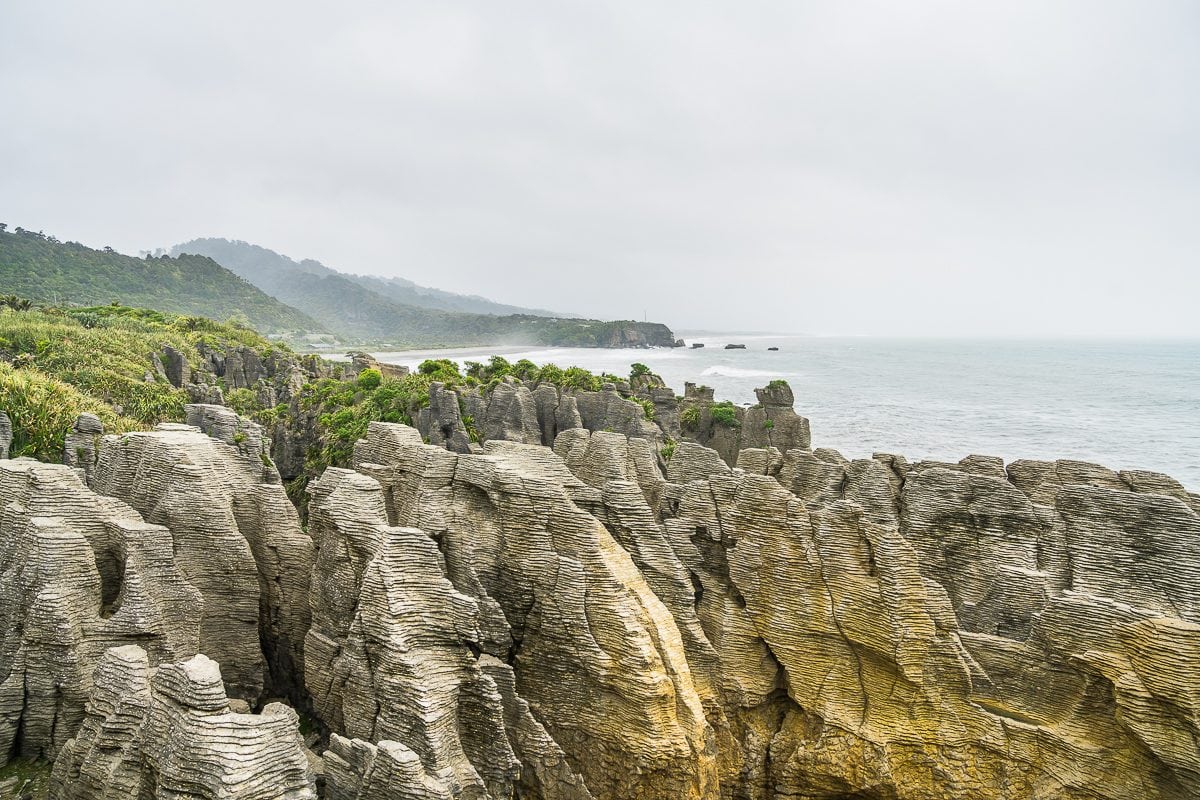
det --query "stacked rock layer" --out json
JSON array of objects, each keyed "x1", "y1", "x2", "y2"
[{"x1": 1, "y1": 383, "x2": 1197, "y2": 800}]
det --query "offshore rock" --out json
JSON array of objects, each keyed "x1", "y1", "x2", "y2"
[
  {"x1": 0, "y1": 460, "x2": 201, "y2": 766},
  {"x1": 50, "y1": 645, "x2": 315, "y2": 799},
  {"x1": 89, "y1": 423, "x2": 313, "y2": 703}
]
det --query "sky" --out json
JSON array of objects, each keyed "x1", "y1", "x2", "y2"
[{"x1": 2, "y1": 1, "x2": 1198, "y2": 336}]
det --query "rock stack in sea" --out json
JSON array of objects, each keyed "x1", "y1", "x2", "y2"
[{"x1": 1, "y1": 374, "x2": 1198, "y2": 799}]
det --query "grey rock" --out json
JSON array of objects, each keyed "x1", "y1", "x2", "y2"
[
  {"x1": 0, "y1": 412, "x2": 11, "y2": 460},
  {"x1": 50, "y1": 646, "x2": 315, "y2": 799}
]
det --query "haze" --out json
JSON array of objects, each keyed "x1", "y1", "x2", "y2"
[{"x1": 2, "y1": 1, "x2": 1198, "y2": 336}]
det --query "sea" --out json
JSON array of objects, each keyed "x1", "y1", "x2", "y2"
[{"x1": 358, "y1": 334, "x2": 1200, "y2": 490}]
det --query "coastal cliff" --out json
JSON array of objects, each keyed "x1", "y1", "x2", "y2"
[{"x1": 2, "y1": 371, "x2": 1199, "y2": 799}]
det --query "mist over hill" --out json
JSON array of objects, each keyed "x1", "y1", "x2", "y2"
[{"x1": 170, "y1": 237, "x2": 674, "y2": 348}]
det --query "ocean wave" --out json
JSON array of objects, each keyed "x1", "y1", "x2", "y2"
[{"x1": 700, "y1": 365, "x2": 790, "y2": 378}]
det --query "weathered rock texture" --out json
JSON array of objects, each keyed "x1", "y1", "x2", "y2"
[
  {"x1": 0, "y1": 460, "x2": 201, "y2": 766},
  {"x1": 329, "y1": 422, "x2": 716, "y2": 800},
  {"x1": 88, "y1": 422, "x2": 313, "y2": 704},
  {"x1": 4, "y1": 374, "x2": 1200, "y2": 800},
  {"x1": 50, "y1": 645, "x2": 315, "y2": 799}
]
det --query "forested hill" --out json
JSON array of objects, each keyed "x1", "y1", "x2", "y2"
[
  {"x1": 171, "y1": 237, "x2": 565, "y2": 317},
  {"x1": 0, "y1": 226, "x2": 322, "y2": 334},
  {"x1": 170, "y1": 237, "x2": 678, "y2": 348}
]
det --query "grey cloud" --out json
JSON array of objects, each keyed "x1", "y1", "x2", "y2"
[{"x1": 1, "y1": 1, "x2": 1197, "y2": 335}]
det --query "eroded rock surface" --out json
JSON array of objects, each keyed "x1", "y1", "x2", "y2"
[
  {"x1": 50, "y1": 645, "x2": 315, "y2": 799},
  {"x1": 89, "y1": 422, "x2": 313, "y2": 703},
  {"x1": 0, "y1": 460, "x2": 201, "y2": 766},
  {"x1": 4, "y1": 376, "x2": 1200, "y2": 800}
]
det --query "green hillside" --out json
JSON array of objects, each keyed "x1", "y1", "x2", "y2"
[
  {"x1": 172, "y1": 237, "x2": 564, "y2": 317},
  {"x1": 0, "y1": 303, "x2": 283, "y2": 460},
  {"x1": 170, "y1": 238, "x2": 677, "y2": 348},
  {"x1": 0, "y1": 226, "x2": 323, "y2": 334}
]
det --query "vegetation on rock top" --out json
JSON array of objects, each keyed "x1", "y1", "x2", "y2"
[{"x1": 0, "y1": 302, "x2": 286, "y2": 460}]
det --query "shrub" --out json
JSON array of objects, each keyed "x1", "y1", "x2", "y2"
[
  {"x1": 561, "y1": 366, "x2": 602, "y2": 392},
  {"x1": 763, "y1": 419, "x2": 775, "y2": 430},
  {"x1": 710, "y1": 401, "x2": 739, "y2": 428},
  {"x1": 636, "y1": 397, "x2": 656, "y2": 421},
  {"x1": 661, "y1": 440, "x2": 677, "y2": 461},
  {"x1": 512, "y1": 359, "x2": 539, "y2": 381},
  {"x1": 226, "y1": 388, "x2": 258, "y2": 417},
  {"x1": 357, "y1": 368, "x2": 383, "y2": 390},
  {"x1": 630, "y1": 362, "x2": 652, "y2": 378},
  {"x1": 536, "y1": 363, "x2": 564, "y2": 385},
  {"x1": 0, "y1": 362, "x2": 133, "y2": 460},
  {"x1": 681, "y1": 406, "x2": 701, "y2": 428},
  {"x1": 418, "y1": 359, "x2": 461, "y2": 382}
]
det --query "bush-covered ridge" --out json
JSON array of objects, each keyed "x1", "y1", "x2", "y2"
[
  {"x1": 289, "y1": 355, "x2": 633, "y2": 481},
  {"x1": 0, "y1": 303, "x2": 286, "y2": 459},
  {"x1": 0, "y1": 226, "x2": 323, "y2": 334}
]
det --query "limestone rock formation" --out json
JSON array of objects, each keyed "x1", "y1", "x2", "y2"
[
  {"x1": 61, "y1": 412, "x2": 104, "y2": 483},
  {"x1": 0, "y1": 460, "x2": 201, "y2": 766},
  {"x1": 50, "y1": 645, "x2": 316, "y2": 799},
  {"x1": 677, "y1": 380, "x2": 810, "y2": 465},
  {"x1": 304, "y1": 460, "x2": 536, "y2": 799},
  {"x1": 346, "y1": 423, "x2": 717, "y2": 800},
  {"x1": 89, "y1": 423, "x2": 313, "y2": 704},
  {"x1": 5, "y1": 365, "x2": 1200, "y2": 800},
  {"x1": 0, "y1": 411, "x2": 11, "y2": 460}
]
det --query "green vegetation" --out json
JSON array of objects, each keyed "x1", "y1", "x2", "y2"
[
  {"x1": 768, "y1": 379, "x2": 790, "y2": 390},
  {"x1": 763, "y1": 419, "x2": 775, "y2": 430},
  {"x1": 660, "y1": 439, "x2": 677, "y2": 461},
  {"x1": 0, "y1": 756, "x2": 51, "y2": 800},
  {"x1": 356, "y1": 368, "x2": 383, "y2": 390},
  {"x1": 0, "y1": 227, "x2": 321, "y2": 333},
  {"x1": 710, "y1": 401, "x2": 740, "y2": 428},
  {"x1": 635, "y1": 397, "x2": 656, "y2": 421},
  {"x1": 681, "y1": 406, "x2": 701, "y2": 428},
  {"x1": 167, "y1": 237, "x2": 678, "y2": 348},
  {"x1": 630, "y1": 362, "x2": 652, "y2": 378},
  {"x1": 0, "y1": 304, "x2": 284, "y2": 460}
]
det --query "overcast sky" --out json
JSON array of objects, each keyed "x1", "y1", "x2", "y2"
[{"x1": 2, "y1": 2, "x2": 1198, "y2": 335}]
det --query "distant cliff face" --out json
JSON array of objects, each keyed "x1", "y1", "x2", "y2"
[{"x1": 5, "y1": 376, "x2": 1200, "y2": 799}]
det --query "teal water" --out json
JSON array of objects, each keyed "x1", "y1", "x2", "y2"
[{"x1": 366, "y1": 335, "x2": 1200, "y2": 490}]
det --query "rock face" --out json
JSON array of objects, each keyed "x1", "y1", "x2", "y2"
[
  {"x1": 0, "y1": 460, "x2": 201, "y2": 766},
  {"x1": 677, "y1": 381, "x2": 811, "y2": 465},
  {"x1": 88, "y1": 421, "x2": 313, "y2": 704},
  {"x1": 50, "y1": 645, "x2": 315, "y2": 799},
  {"x1": 5, "y1": 372, "x2": 1200, "y2": 800},
  {"x1": 337, "y1": 423, "x2": 717, "y2": 800}
]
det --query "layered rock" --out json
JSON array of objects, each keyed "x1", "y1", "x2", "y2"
[
  {"x1": 0, "y1": 460, "x2": 201, "y2": 766},
  {"x1": 343, "y1": 423, "x2": 717, "y2": 800},
  {"x1": 304, "y1": 462, "x2": 521, "y2": 798},
  {"x1": 50, "y1": 645, "x2": 315, "y2": 799},
  {"x1": 89, "y1": 422, "x2": 313, "y2": 703},
  {"x1": 677, "y1": 381, "x2": 811, "y2": 465}
]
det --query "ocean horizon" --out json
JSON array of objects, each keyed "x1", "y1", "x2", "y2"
[{"x1": 358, "y1": 334, "x2": 1200, "y2": 490}]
